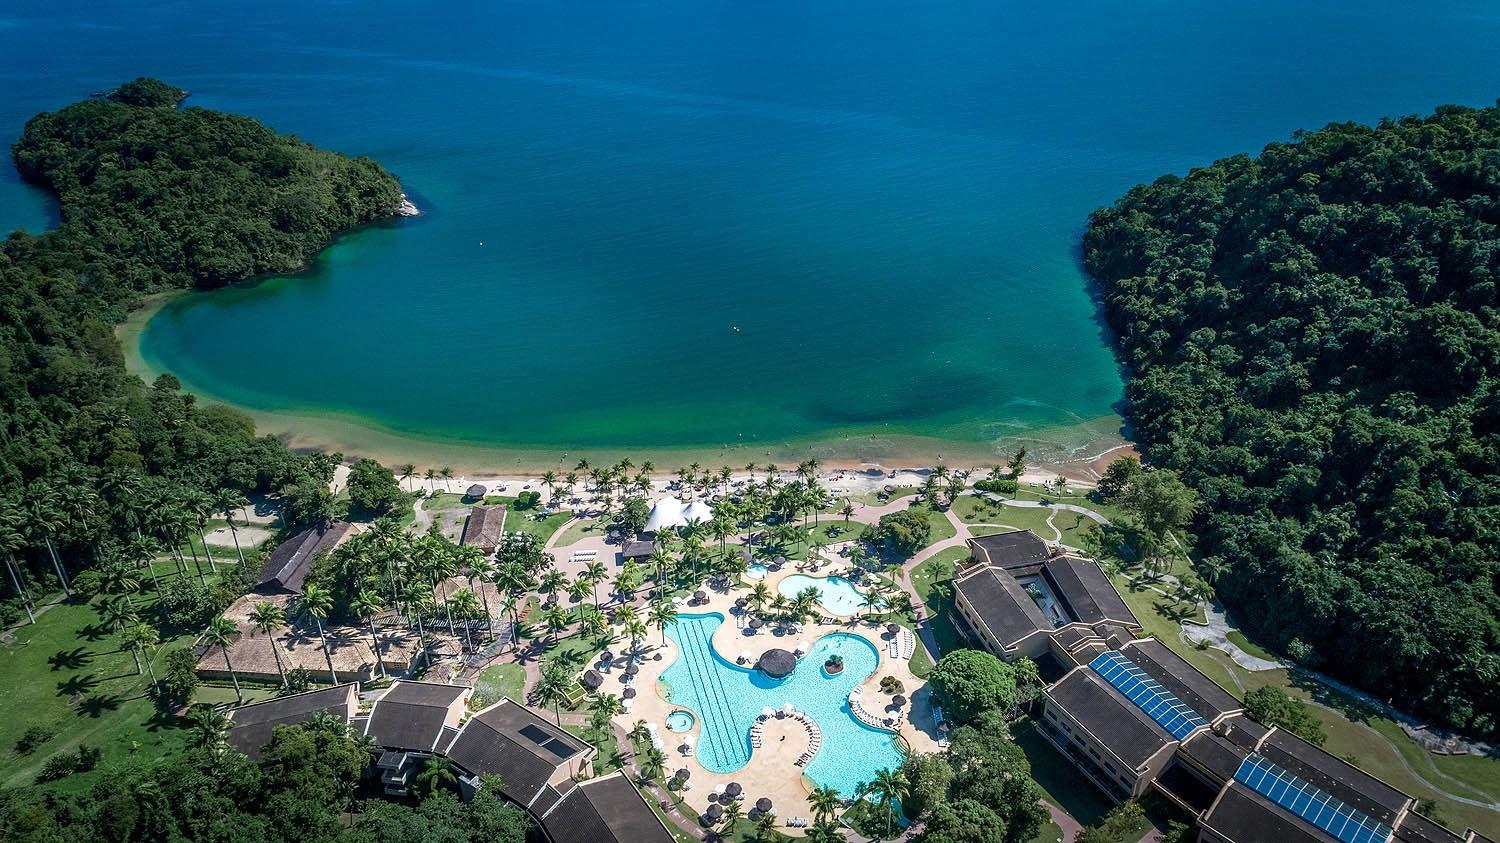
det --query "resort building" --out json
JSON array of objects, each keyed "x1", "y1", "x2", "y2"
[
  {"x1": 620, "y1": 539, "x2": 656, "y2": 563},
  {"x1": 461, "y1": 504, "x2": 507, "y2": 554},
  {"x1": 224, "y1": 682, "x2": 672, "y2": 843},
  {"x1": 255, "y1": 520, "x2": 355, "y2": 594},
  {"x1": 951, "y1": 530, "x2": 1498, "y2": 843},
  {"x1": 225, "y1": 682, "x2": 359, "y2": 760},
  {"x1": 950, "y1": 531, "x2": 1139, "y2": 664}
]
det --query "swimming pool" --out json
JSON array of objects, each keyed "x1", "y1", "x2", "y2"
[
  {"x1": 666, "y1": 710, "x2": 695, "y2": 733},
  {"x1": 745, "y1": 563, "x2": 769, "y2": 580},
  {"x1": 779, "y1": 574, "x2": 874, "y2": 616},
  {"x1": 660, "y1": 612, "x2": 902, "y2": 795}
]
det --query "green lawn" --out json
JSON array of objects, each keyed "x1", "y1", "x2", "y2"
[
  {"x1": 555, "y1": 516, "x2": 609, "y2": 547},
  {"x1": 499, "y1": 502, "x2": 573, "y2": 544},
  {"x1": 846, "y1": 487, "x2": 918, "y2": 507},
  {"x1": 906, "y1": 503, "x2": 955, "y2": 547},
  {"x1": 909, "y1": 547, "x2": 971, "y2": 657},
  {"x1": 471, "y1": 662, "x2": 527, "y2": 708},
  {"x1": 0, "y1": 560, "x2": 219, "y2": 792}
]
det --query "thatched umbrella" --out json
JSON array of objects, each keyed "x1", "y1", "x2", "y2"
[
  {"x1": 773, "y1": 556, "x2": 788, "y2": 567},
  {"x1": 725, "y1": 782, "x2": 743, "y2": 798},
  {"x1": 756, "y1": 797, "x2": 773, "y2": 813},
  {"x1": 622, "y1": 687, "x2": 637, "y2": 699},
  {"x1": 466, "y1": 483, "x2": 487, "y2": 499},
  {"x1": 757, "y1": 648, "x2": 797, "y2": 678},
  {"x1": 734, "y1": 597, "x2": 748, "y2": 609},
  {"x1": 705, "y1": 803, "x2": 723, "y2": 821},
  {"x1": 624, "y1": 664, "x2": 639, "y2": 678},
  {"x1": 886, "y1": 623, "x2": 900, "y2": 635},
  {"x1": 893, "y1": 694, "x2": 907, "y2": 707},
  {"x1": 580, "y1": 669, "x2": 604, "y2": 692},
  {"x1": 694, "y1": 590, "x2": 708, "y2": 603},
  {"x1": 748, "y1": 617, "x2": 763, "y2": 630},
  {"x1": 675, "y1": 768, "x2": 691, "y2": 782}
]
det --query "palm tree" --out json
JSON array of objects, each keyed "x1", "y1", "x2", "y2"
[
  {"x1": 439, "y1": 466, "x2": 454, "y2": 491},
  {"x1": 0, "y1": 498, "x2": 36, "y2": 623},
  {"x1": 582, "y1": 560, "x2": 608, "y2": 608},
  {"x1": 748, "y1": 582, "x2": 771, "y2": 615},
  {"x1": 540, "y1": 603, "x2": 569, "y2": 646},
  {"x1": 648, "y1": 599, "x2": 677, "y2": 646},
  {"x1": 580, "y1": 605, "x2": 610, "y2": 641},
  {"x1": 98, "y1": 558, "x2": 140, "y2": 609},
  {"x1": 808, "y1": 784, "x2": 842, "y2": 823},
  {"x1": 190, "y1": 705, "x2": 231, "y2": 754},
  {"x1": 840, "y1": 501, "x2": 855, "y2": 522},
  {"x1": 717, "y1": 797, "x2": 742, "y2": 831},
  {"x1": 205, "y1": 615, "x2": 243, "y2": 704},
  {"x1": 249, "y1": 601, "x2": 289, "y2": 688},
  {"x1": 399, "y1": 463, "x2": 416, "y2": 492},
  {"x1": 540, "y1": 470, "x2": 558, "y2": 501},
  {"x1": 539, "y1": 569, "x2": 568, "y2": 604},
  {"x1": 299, "y1": 584, "x2": 339, "y2": 684},
  {"x1": 21, "y1": 484, "x2": 70, "y2": 595},
  {"x1": 807, "y1": 817, "x2": 846, "y2": 842},
  {"x1": 639, "y1": 746, "x2": 666, "y2": 782},
  {"x1": 627, "y1": 719, "x2": 652, "y2": 749},
  {"x1": 755, "y1": 812, "x2": 777, "y2": 841},
  {"x1": 450, "y1": 588, "x2": 483, "y2": 653},
  {"x1": 623, "y1": 618, "x2": 648, "y2": 654},
  {"x1": 468, "y1": 554, "x2": 498, "y2": 641},
  {"x1": 213, "y1": 488, "x2": 248, "y2": 565},
  {"x1": 424, "y1": 468, "x2": 437, "y2": 493},
  {"x1": 124, "y1": 622, "x2": 159, "y2": 685},
  {"x1": 98, "y1": 595, "x2": 139, "y2": 647},
  {"x1": 352, "y1": 590, "x2": 389, "y2": 677},
  {"x1": 414, "y1": 755, "x2": 457, "y2": 799},
  {"x1": 869, "y1": 767, "x2": 909, "y2": 838},
  {"x1": 535, "y1": 662, "x2": 572, "y2": 725}
]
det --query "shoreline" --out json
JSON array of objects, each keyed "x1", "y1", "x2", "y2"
[{"x1": 118, "y1": 292, "x2": 1133, "y2": 478}]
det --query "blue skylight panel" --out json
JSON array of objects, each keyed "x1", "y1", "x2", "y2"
[
  {"x1": 1087, "y1": 650, "x2": 1208, "y2": 740},
  {"x1": 1234, "y1": 754, "x2": 1393, "y2": 843}
]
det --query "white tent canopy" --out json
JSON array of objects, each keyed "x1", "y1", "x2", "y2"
[
  {"x1": 682, "y1": 500, "x2": 714, "y2": 524},
  {"x1": 644, "y1": 497, "x2": 686, "y2": 533}
]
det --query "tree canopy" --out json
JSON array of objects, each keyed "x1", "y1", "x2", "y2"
[
  {"x1": 1085, "y1": 101, "x2": 1500, "y2": 735},
  {"x1": 928, "y1": 649, "x2": 1017, "y2": 724}
]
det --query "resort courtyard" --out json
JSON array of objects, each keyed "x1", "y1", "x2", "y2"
[{"x1": 597, "y1": 564, "x2": 942, "y2": 834}]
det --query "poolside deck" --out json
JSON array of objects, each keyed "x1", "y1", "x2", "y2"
[{"x1": 605, "y1": 568, "x2": 939, "y2": 836}]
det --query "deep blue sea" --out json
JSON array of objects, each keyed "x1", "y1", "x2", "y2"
[{"x1": 2, "y1": 1, "x2": 1499, "y2": 467}]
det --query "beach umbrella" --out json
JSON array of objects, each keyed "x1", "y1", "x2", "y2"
[
  {"x1": 725, "y1": 782, "x2": 743, "y2": 798},
  {"x1": 893, "y1": 694, "x2": 907, "y2": 707},
  {"x1": 705, "y1": 803, "x2": 723, "y2": 820},
  {"x1": 694, "y1": 590, "x2": 707, "y2": 602},
  {"x1": 675, "y1": 768, "x2": 690, "y2": 781},
  {"x1": 580, "y1": 669, "x2": 604, "y2": 692},
  {"x1": 624, "y1": 664, "x2": 639, "y2": 677},
  {"x1": 466, "y1": 483, "x2": 487, "y2": 499},
  {"x1": 622, "y1": 687, "x2": 637, "y2": 699},
  {"x1": 756, "y1": 798, "x2": 773, "y2": 813},
  {"x1": 748, "y1": 617, "x2": 763, "y2": 629},
  {"x1": 734, "y1": 597, "x2": 747, "y2": 608},
  {"x1": 886, "y1": 623, "x2": 900, "y2": 635}
]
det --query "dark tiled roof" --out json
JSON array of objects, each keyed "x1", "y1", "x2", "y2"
[
  {"x1": 1179, "y1": 732, "x2": 1250, "y2": 784},
  {"x1": 1052, "y1": 625, "x2": 1094, "y2": 650},
  {"x1": 1047, "y1": 668, "x2": 1174, "y2": 768},
  {"x1": 540, "y1": 770, "x2": 674, "y2": 843},
  {"x1": 446, "y1": 699, "x2": 592, "y2": 806},
  {"x1": 968, "y1": 530, "x2": 1051, "y2": 569},
  {"x1": 1124, "y1": 638, "x2": 1242, "y2": 720},
  {"x1": 953, "y1": 567, "x2": 1050, "y2": 649},
  {"x1": 1260, "y1": 730, "x2": 1408, "y2": 824},
  {"x1": 1204, "y1": 781, "x2": 1336, "y2": 843},
  {"x1": 1218, "y1": 714, "x2": 1269, "y2": 752},
  {"x1": 256, "y1": 521, "x2": 353, "y2": 593},
  {"x1": 1394, "y1": 812, "x2": 1463, "y2": 843},
  {"x1": 461, "y1": 505, "x2": 506, "y2": 548},
  {"x1": 365, "y1": 681, "x2": 467, "y2": 752},
  {"x1": 1043, "y1": 556, "x2": 1137, "y2": 626},
  {"x1": 621, "y1": 540, "x2": 655, "y2": 559},
  {"x1": 227, "y1": 684, "x2": 356, "y2": 760}
]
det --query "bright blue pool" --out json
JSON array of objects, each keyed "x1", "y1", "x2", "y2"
[
  {"x1": 779, "y1": 574, "x2": 873, "y2": 616},
  {"x1": 660, "y1": 612, "x2": 902, "y2": 795},
  {"x1": 745, "y1": 563, "x2": 769, "y2": 580},
  {"x1": 666, "y1": 710, "x2": 695, "y2": 733}
]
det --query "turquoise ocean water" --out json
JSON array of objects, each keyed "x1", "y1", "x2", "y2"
[{"x1": 2, "y1": 2, "x2": 1499, "y2": 463}]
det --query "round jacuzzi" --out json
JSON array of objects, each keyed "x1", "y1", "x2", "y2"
[{"x1": 666, "y1": 710, "x2": 696, "y2": 733}]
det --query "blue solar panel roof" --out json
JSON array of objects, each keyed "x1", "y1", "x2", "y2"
[
  {"x1": 1087, "y1": 650, "x2": 1208, "y2": 740},
  {"x1": 1235, "y1": 754, "x2": 1393, "y2": 843}
]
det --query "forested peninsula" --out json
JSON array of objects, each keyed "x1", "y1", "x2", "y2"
[{"x1": 1085, "y1": 102, "x2": 1500, "y2": 735}]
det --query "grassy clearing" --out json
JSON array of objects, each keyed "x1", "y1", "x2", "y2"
[
  {"x1": 498, "y1": 501, "x2": 573, "y2": 544},
  {"x1": 0, "y1": 559, "x2": 231, "y2": 793},
  {"x1": 846, "y1": 487, "x2": 917, "y2": 507},
  {"x1": 909, "y1": 547, "x2": 970, "y2": 657},
  {"x1": 471, "y1": 662, "x2": 526, "y2": 708},
  {"x1": 555, "y1": 516, "x2": 609, "y2": 547}
]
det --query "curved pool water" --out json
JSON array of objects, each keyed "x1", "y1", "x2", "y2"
[
  {"x1": 660, "y1": 612, "x2": 902, "y2": 795},
  {"x1": 779, "y1": 574, "x2": 873, "y2": 616},
  {"x1": 666, "y1": 710, "x2": 695, "y2": 733},
  {"x1": 745, "y1": 563, "x2": 769, "y2": 580}
]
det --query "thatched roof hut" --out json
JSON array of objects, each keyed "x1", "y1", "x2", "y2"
[
  {"x1": 580, "y1": 669, "x2": 604, "y2": 692},
  {"x1": 757, "y1": 648, "x2": 796, "y2": 678},
  {"x1": 466, "y1": 483, "x2": 487, "y2": 499}
]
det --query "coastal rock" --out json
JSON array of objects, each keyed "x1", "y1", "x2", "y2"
[{"x1": 396, "y1": 193, "x2": 421, "y2": 217}]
